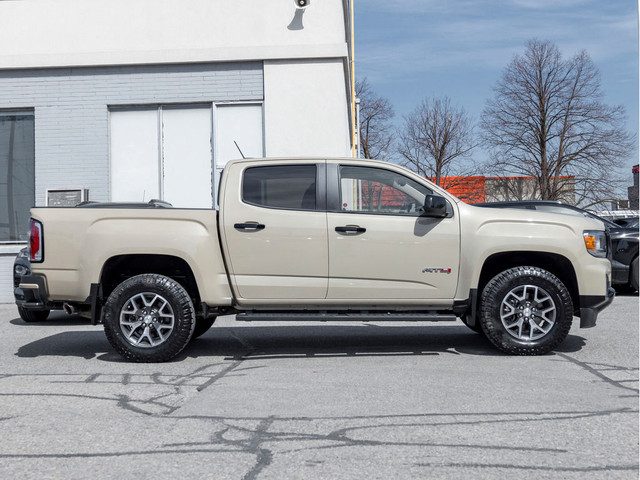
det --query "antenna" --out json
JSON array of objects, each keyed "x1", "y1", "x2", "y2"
[{"x1": 234, "y1": 141, "x2": 246, "y2": 159}]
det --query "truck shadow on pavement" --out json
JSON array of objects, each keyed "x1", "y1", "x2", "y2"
[
  {"x1": 14, "y1": 322, "x2": 588, "y2": 362},
  {"x1": 9, "y1": 317, "x2": 92, "y2": 327}
]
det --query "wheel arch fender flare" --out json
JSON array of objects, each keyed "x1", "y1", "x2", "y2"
[
  {"x1": 92, "y1": 254, "x2": 202, "y2": 324},
  {"x1": 464, "y1": 251, "x2": 579, "y2": 327}
]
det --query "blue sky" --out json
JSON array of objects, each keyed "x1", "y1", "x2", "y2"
[{"x1": 355, "y1": 0, "x2": 639, "y2": 180}]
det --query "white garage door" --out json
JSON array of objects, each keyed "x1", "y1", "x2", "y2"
[
  {"x1": 110, "y1": 106, "x2": 213, "y2": 208},
  {"x1": 110, "y1": 104, "x2": 263, "y2": 208}
]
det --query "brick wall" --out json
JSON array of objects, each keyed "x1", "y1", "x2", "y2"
[{"x1": 0, "y1": 62, "x2": 264, "y2": 206}]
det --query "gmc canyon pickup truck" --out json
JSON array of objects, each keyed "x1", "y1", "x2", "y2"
[{"x1": 15, "y1": 158, "x2": 614, "y2": 362}]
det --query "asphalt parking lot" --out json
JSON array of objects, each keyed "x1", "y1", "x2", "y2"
[{"x1": 1, "y1": 294, "x2": 638, "y2": 480}]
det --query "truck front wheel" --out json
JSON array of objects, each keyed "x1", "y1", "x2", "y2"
[
  {"x1": 103, "y1": 274, "x2": 195, "y2": 362},
  {"x1": 479, "y1": 266, "x2": 573, "y2": 355}
]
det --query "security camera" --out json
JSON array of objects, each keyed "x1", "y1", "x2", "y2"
[{"x1": 295, "y1": 0, "x2": 310, "y2": 7}]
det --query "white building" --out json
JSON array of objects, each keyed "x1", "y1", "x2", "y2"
[{"x1": 0, "y1": 0, "x2": 354, "y2": 302}]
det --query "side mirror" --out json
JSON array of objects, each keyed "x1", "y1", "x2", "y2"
[{"x1": 421, "y1": 194, "x2": 448, "y2": 218}]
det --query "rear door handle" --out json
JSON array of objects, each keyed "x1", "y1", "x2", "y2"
[
  {"x1": 234, "y1": 222, "x2": 265, "y2": 231},
  {"x1": 335, "y1": 225, "x2": 366, "y2": 234}
]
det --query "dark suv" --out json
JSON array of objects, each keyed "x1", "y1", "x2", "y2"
[{"x1": 476, "y1": 200, "x2": 639, "y2": 292}]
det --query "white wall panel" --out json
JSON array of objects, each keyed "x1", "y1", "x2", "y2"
[
  {"x1": 0, "y1": 253, "x2": 17, "y2": 303},
  {"x1": 162, "y1": 106, "x2": 213, "y2": 208},
  {"x1": 0, "y1": 0, "x2": 347, "y2": 69},
  {"x1": 264, "y1": 59, "x2": 350, "y2": 157}
]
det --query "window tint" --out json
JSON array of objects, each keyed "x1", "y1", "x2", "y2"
[
  {"x1": 243, "y1": 165, "x2": 317, "y2": 210},
  {"x1": 0, "y1": 111, "x2": 35, "y2": 242},
  {"x1": 339, "y1": 166, "x2": 432, "y2": 215}
]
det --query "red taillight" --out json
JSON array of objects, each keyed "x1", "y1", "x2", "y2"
[{"x1": 29, "y1": 219, "x2": 43, "y2": 262}]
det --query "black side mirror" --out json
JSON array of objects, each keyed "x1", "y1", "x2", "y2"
[{"x1": 421, "y1": 194, "x2": 447, "y2": 218}]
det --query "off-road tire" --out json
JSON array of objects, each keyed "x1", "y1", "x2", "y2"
[
  {"x1": 103, "y1": 274, "x2": 195, "y2": 362},
  {"x1": 192, "y1": 316, "x2": 216, "y2": 339},
  {"x1": 18, "y1": 306, "x2": 50, "y2": 323},
  {"x1": 480, "y1": 266, "x2": 573, "y2": 355}
]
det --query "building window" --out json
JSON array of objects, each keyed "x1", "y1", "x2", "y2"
[{"x1": 0, "y1": 110, "x2": 35, "y2": 242}]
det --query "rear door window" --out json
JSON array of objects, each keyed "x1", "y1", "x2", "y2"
[{"x1": 242, "y1": 165, "x2": 317, "y2": 210}]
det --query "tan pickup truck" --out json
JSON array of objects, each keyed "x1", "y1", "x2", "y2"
[{"x1": 16, "y1": 158, "x2": 614, "y2": 362}]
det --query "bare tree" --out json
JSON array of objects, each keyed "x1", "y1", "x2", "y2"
[
  {"x1": 397, "y1": 96, "x2": 478, "y2": 195},
  {"x1": 356, "y1": 78, "x2": 394, "y2": 159},
  {"x1": 481, "y1": 39, "x2": 633, "y2": 206}
]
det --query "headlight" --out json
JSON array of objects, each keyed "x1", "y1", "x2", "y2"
[{"x1": 583, "y1": 230, "x2": 607, "y2": 258}]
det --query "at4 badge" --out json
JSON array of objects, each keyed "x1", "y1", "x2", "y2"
[{"x1": 422, "y1": 267, "x2": 452, "y2": 274}]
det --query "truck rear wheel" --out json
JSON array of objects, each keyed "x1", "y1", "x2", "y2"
[
  {"x1": 103, "y1": 274, "x2": 195, "y2": 362},
  {"x1": 479, "y1": 266, "x2": 573, "y2": 355}
]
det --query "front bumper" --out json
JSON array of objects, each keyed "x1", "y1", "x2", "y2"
[
  {"x1": 578, "y1": 287, "x2": 615, "y2": 328},
  {"x1": 14, "y1": 274, "x2": 50, "y2": 310}
]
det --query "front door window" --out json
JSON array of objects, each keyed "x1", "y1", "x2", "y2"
[{"x1": 339, "y1": 165, "x2": 431, "y2": 216}]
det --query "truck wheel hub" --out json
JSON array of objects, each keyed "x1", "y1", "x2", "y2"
[
  {"x1": 500, "y1": 284, "x2": 557, "y2": 341},
  {"x1": 119, "y1": 292, "x2": 175, "y2": 348}
]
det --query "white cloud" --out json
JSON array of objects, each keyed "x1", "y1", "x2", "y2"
[
  {"x1": 356, "y1": 0, "x2": 637, "y2": 83},
  {"x1": 508, "y1": 0, "x2": 591, "y2": 9}
]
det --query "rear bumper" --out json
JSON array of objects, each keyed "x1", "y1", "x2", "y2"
[
  {"x1": 14, "y1": 274, "x2": 49, "y2": 310},
  {"x1": 578, "y1": 287, "x2": 615, "y2": 328}
]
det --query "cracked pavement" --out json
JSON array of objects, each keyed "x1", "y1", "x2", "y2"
[{"x1": 0, "y1": 295, "x2": 637, "y2": 479}]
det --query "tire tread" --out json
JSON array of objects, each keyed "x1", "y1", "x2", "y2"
[
  {"x1": 18, "y1": 306, "x2": 50, "y2": 323},
  {"x1": 480, "y1": 266, "x2": 573, "y2": 355},
  {"x1": 103, "y1": 274, "x2": 195, "y2": 362}
]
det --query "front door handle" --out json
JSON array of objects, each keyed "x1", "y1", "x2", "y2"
[
  {"x1": 335, "y1": 225, "x2": 366, "y2": 234},
  {"x1": 234, "y1": 222, "x2": 265, "y2": 231}
]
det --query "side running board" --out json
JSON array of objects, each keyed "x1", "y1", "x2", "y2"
[{"x1": 235, "y1": 311, "x2": 458, "y2": 322}]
